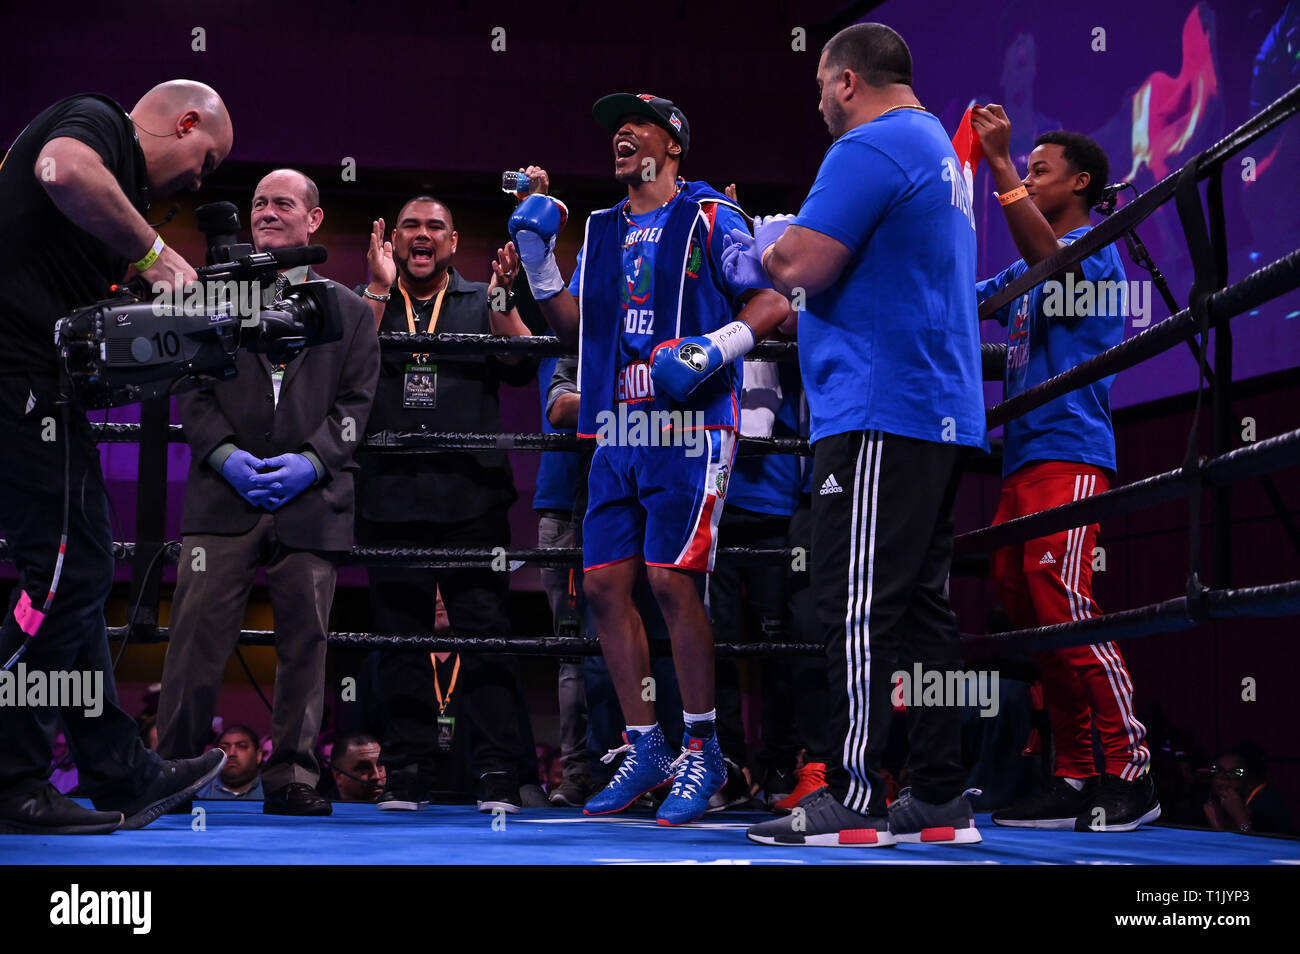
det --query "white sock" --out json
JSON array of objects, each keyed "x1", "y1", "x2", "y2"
[{"x1": 626, "y1": 723, "x2": 657, "y2": 736}]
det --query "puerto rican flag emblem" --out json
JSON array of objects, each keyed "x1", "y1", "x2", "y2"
[{"x1": 669, "y1": 114, "x2": 682, "y2": 133}]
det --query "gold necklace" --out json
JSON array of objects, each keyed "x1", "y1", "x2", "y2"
[{"x1": 879, "y1": 104, "x2": 927, "y2": 116}]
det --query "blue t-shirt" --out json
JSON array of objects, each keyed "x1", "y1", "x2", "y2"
[
  {"x1": 793, "y1": 110, "x2": 986, "y2": 449},
  {"x1": 533, "y1": 355, "x2": 579, "y2": 511},
  {"x1": 976, "y1": 226, "x2": 1125, "y2": 477},
  {"x1": 727, "y1": 359, "x2": 804, "y2": 517}
]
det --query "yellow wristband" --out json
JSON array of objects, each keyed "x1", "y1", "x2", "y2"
[
  {"x1": 133, "y1": 234, "x2": 164, "y2": 272},
  {"x1": 996, "y1": 185, "x2": 1029, "y2": 207}
]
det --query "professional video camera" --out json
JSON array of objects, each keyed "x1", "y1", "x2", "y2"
[{"x1": 53, "y1": 202, "x2": 343, "y2": 409}]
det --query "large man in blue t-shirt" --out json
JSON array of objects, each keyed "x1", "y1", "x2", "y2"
[
  {"x1": 505, "y1": 94, "x2": 791, "y2": 826},
  {"x1": 729, "y1": 23, "x2": 987, "y2": 848}
]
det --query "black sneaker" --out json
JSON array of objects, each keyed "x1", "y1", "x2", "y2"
[
  {"x1": 548, "y1": 775, "x2": 590, "y2": 808},
  {"x1": 0, "y1": 781, "x2": 123, "y2": 835},
  {"x1": 762, "y1": 766, "x2": 795, "y2": 810},
  {"x1": 519, "y1": 783, "x2": 550, "y2": 808},
  {"x1": 377, "y1": 767, "x2": 429, "y2": 811},
  {"x1": 992, "y1": 776, "x2": 1097, "y2": 830},
  {"x1": 706, "y1": 757, "x2": 752, "y2": 812},
  {"x1": 747, "y1": 787, "x2": 895, "y2": 847},
  {"x1": 264, "y1": 782, "x2": 332, "y2": 816},
  {"x1": 889, "y1": 787, "x2": 982, "y2": 845},
  {"x1": 476, "y1": 772, "x2": 520, "y2": 814},
  {"x1": 1074, "y1": 772, "x2": 1161, "y2": 832},
  {"x1": 97, "y1": 750, "x2": 226, "y2": 830}
]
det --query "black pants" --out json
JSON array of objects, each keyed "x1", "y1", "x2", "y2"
[
  {"x1": 813, "y1": 430, "x2": 966, "y2": 815},
  {"x1": 356, "y1": 511, "x2": 531, "y2": 787},
  {"x1": 0, "y1": 376, "x2": 160, "y2": 799},
  {"x1": 709, "y1": 506, "x2": 797, "y2": 768},
  {"x1": 779, "y1": 495, "x2": 835, "y2": 764}
]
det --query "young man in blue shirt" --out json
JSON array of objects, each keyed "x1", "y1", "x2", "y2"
[
  {"x1": 971, "y1": 106, "x2": 1157, "y2": 832},
  {"x1": 729, "y1": 23, "x2": 987, "y2": 847},
  {"x1": 506, "y1": 94, "x2": 790, "y2": 825}
]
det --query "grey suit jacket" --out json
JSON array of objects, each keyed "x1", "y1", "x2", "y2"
[{"x1": 177, "y1": 270, "x2": 380, "y2": 551}]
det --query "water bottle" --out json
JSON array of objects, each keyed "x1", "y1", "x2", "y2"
[{"x1": 501, "y1": 171, "x2": 531, "y2": 196}]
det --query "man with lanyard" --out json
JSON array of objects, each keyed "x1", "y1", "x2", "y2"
[
  {"x1": 355, "y1": 196, "x2": 539, "y2": 814},
  {"x1": 505, "y1": 93, "x2": 790, "y2": 826},
  {"x1": 725, "y1": 24, "x2": 987, "y2": 848},
  {"x1": 0, "y1": 80, "x2": 232, "y2": 834},
  {"x1": 969, "y1": 106, "x2": 1157, "y2": 832}
]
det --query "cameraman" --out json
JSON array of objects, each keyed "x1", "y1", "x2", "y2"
[
  {"x1": 156, "y1": 168, "x2": 379, "y2": 817},
  {"x1": 0, "y1": 81, "x2": 233, "y2": 834}
]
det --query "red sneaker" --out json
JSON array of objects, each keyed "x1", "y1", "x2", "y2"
[{"x1": 773, "y1": 761, "x2": 827, "y2": 813}]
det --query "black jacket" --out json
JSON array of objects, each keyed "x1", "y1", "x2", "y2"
[
  {"x1": 356, "y1": 267, "x2": 536, "y2": 524},
  {"x1": 177, "y1": 272, "x2": 379, "y2": 551}
]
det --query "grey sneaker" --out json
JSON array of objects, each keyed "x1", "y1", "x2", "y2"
[
  {"x1": 746, "y1": 787, "x2": 895, "y2": 847},
  {"x1": 548, "y1": 775, "x2": 590, "y2": 808},
  {"x1": 888, "y1": 787, "x2": 982, "y2": 845}
]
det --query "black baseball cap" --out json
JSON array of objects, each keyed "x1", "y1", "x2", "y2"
[{"x1": 593, "y1": 93, "x2": 690, "y2": 157}]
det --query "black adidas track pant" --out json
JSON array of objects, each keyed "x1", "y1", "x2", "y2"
[{"x1": 811, "y1": 429, "x2": 967, "y2": 816}]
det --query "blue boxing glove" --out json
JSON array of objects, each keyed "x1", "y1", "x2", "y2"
[
  {"x1": 254, "y1": 453, "x2": 319, "y2": 511},
  {"x1": 650, "y1": 321, "x2": 757, "y2": 402},
  {"x1": 508, "y1": 194, "x2": 569, "y2": 300},
  {"x1": 220, "y1": 449, "x2": 274, "y2": 508}
]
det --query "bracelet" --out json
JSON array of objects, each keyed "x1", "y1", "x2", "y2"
[
  {"x1": 133, "y1": 234, "x2": 164, "y2": 272},
  {"x1": 362, "y1": 288, "x2": 391, "y2": 302},
  {"x1": 996, "y1": 185, "x2": 1029, "y2": 207}
]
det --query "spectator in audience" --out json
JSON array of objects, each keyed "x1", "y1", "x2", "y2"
[
  {"x1": 1203, "y1": 745, "x2": 1294, "y2": 836},
  {"x1": 536, "y1": 743, "x2": 564, "y2": 794},
  {"x1": 197, "y1": 725, "x2": 265, "y2": 800},
  {"x1": 331, "y1": 733, "x2": 387, "y2": 803}
]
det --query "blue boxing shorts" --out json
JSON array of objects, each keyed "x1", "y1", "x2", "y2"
[{"x1": 582, "y1": 429, "x2": 736, "y2": 573}]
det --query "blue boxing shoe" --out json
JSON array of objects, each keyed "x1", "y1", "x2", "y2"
[
  {"x1": 656, "y1": 733, "x2": 728, "y2": 826},
  {"x1": 583, "y1": 726, "x2": 676, "y2": 816}
]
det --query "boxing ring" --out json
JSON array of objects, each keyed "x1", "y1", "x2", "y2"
[{"x1": 2, "y1": 84, "x2": 1299, "y2": 866}]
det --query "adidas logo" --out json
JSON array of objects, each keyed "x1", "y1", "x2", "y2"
[
  {"x1": 819, "y1": 474, "x2": 843, "y2": 496},
  {"x1": 1038, "y1": 551, "x2": 1057, "y2": 565}
]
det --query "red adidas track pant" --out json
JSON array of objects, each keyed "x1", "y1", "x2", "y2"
[{"x1": 991, "y1": 461, "x2": 1150, "y2": 781}]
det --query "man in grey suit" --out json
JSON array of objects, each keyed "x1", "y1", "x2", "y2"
[{"x1": 157, "y1": 168, "x2": 379, "y2": 816}]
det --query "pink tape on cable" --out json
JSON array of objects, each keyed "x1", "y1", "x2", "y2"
[{"x1": 14, "y1": 590, "x2": 45, "y2": 636}]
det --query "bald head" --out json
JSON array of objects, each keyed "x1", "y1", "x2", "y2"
[{"x1": 130, "y1": 79, "x2": 233, "y2": 197}]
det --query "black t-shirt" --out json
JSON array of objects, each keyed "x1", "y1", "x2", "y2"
[
  {"x1": 354, "y1": 267, "x2": 537, "y2": 524},
  {"x1": 0, "y1": 94, "x2": 150, "y2": 377}
]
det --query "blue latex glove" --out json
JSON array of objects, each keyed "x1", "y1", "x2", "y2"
[
  {"x1": 220, "y1": 449, "x2": 274, "y2": 508},
  {"x1": 254, "y1": 453, "x2": 318, "y2": 511},
  {"x1": 651, "y1": 321, "x2": 756, "y2": 402},
  {"x1": 721, "y1": 229, "x2": 773, "y2": 291},
  {"x1": 752, "y1": 213, "x2": 795, "y2": 254}
]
